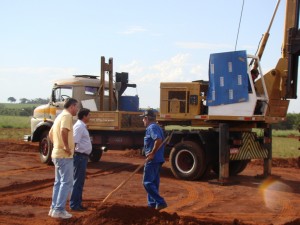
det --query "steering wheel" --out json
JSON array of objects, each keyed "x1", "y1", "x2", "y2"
[{"x1": 61, "y1": 95, "x2": 71, "y2": 101}]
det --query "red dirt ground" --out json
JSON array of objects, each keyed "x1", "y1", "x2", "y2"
[{"x1": 0, "y1": 139, "x2": 299, "y2": 225}]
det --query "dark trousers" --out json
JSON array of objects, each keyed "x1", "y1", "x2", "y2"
[{"x1": 70, "y1": 153, "x2": 88, "y2": 209}]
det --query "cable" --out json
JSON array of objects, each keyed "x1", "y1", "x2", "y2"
[{"x1": 234, "y1": 0, "x2": 245, "y2": 51}]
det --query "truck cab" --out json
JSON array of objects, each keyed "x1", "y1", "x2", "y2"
[
  {"x1": 29, "y1": 75, "x2": 106, "y2": 164},
  {"x1": 27, "y1": 57, "x2": 145, "y2": 165}
]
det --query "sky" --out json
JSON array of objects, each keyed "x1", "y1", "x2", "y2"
[{"x1": 0, "y1": 0, "x2": 299, "y2": 113}]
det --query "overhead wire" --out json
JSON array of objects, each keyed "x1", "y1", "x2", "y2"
[{"x1": 234, "y1": 0, "x2": 245, "y2": 51}]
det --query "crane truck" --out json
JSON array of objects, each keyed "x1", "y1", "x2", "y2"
[
  {"x1": 157, "y1": 0, "x2": 299, "y2": 181},
  {"x1": 27, "y1": 0, "x2": 298, "y2": 182}
]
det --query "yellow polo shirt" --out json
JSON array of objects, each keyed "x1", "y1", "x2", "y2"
[{"x1": 50, "y1": 109, "x2": 74, "y2": 158}]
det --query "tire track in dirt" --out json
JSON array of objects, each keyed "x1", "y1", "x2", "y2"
[
  {"x1": 273, "y1": 194, "x2": 298, "y2": 225},
  {"x1": 163, "y1": 179, "x2": 214, "y2": 213},
  {"x1": 0, "y1": 179, "x2": 54, "y2": 202},
  {"x1": 83, "y1": 163, "x2": 145, "y2": 207},
  {"x1": 86, "y1": 163, "x2": 140, "y2": 179},
  {"x1": 12, "y1": 195, "x2": 52, "y2": 207},
  {"x1": 185, "y1": 181, "x2": 299, "y2": 224},
  {"x1": 256, "y1": 174, "x2": 299, "y2": 224},
  {"x1": 1, "y1": 151, "x2": 38, "y2": 156},
  {"x1": 1, "y1": 155, "x2": 140, "y2": 178},
  {"x1": 0, "y1": 165, "x2": 49, "y2": 176},
  {"x1": 0, "y1": 164, "x2": 137, "y2": 216},
  {"x1": 0, "y1": 163, "x2": 138, "y2": 202},
  {"x1": 278, "y1": 201, "x2": 297, "y2": 223}
]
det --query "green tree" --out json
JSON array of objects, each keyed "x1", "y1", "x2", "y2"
[
  {"x1": 19, "y1": 98, "x2": 29, "y2": 104},
  {"x1": 27, "y1": 98, "x2": 49, "y2": 104},
  {"x1": 292, "y1": 113, "x2": 300, "y2": 129},
  {"x1": 273, "y1": 113, "x2": 300, "y2": 130},
  {"x1": 7, "y1": 97, "x2": 16, "y2": 103}
]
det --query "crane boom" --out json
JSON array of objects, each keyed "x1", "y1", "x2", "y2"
[{"x1": 286, "y1": 0, "x2": 300, "y2": 98}]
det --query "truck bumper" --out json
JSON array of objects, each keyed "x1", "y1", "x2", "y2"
[{"x1": 24, "y1": 135, "x2": 31, "y2": 142}]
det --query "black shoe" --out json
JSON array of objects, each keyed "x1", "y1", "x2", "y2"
[
  {"x1": 155, "y1": 203, "x2": 167, "y2": 210},
  {"x1": 71, "y1": 206, "x2": 87, "y2": 211},
  {"x1": 79, "y1": 206, "x2": 88, "y2": 211}
]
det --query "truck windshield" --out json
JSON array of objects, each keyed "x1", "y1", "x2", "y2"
[
  {"x1": 85, "y1": 86, "x2": 98, "y2": 95},
  {"x1": 53, "y1": 86, "x2": 73, "y2": 102}
]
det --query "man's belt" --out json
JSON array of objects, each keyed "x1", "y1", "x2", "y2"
[{"x1": 74, "y1": 152, "x2": 89, "y2": 157}]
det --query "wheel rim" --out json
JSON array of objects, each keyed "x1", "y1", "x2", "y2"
[
  {"x1": 40, "y1": 139, "x2": 48, "y2": 157},
  {"x1": 175, "y1": 149, "x2": 196, "y2": 174}
]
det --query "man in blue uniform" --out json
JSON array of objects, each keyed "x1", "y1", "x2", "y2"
[{"x1": 140, "y1": 109, "x2": 167, "y2": 210}]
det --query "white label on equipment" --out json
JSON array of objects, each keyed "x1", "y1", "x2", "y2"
[
  {"x1": 211, "y1": 63, "x2": 215, "y2": 74},
  {"x1": 238, "y1": 75, "x2": 242, "y2": 85},
  {"x1": 229, "y1": 89, "x2": 233, "y2": 99},
  {"x1": 228, "y1": 62, "x2": 232, "y2": 72},
  {"x1": 220, "y1": 76, "x2": 224, "y2": 87}
]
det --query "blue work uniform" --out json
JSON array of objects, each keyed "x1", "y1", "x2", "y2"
[{"x1": 142, "y1": 122, "x2": 167, "y2": 208}]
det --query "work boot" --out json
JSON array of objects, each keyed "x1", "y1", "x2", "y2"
[{"x1": 155, "y1": 203, "x2": 167, "y2": 210}]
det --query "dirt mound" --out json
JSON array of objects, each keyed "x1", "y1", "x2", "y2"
[
  {"x1": 0, "y1": 140, "x2": 38, "y2": 152},
  {"x1": 61, "y1": 204, "x2": 249, "y2": 225},
  {"x1": 122, "y1": 149, "x2": 144, "y2": 158},
  {"x1": 284, "y1": 218, "x2": 300, "y2": 225}
]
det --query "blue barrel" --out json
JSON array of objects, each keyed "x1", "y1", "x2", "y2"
[{"x1": 119, "y1": 95, "x2": 139, "y2": 111}]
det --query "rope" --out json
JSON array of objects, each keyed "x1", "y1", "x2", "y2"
[{"x1": 234, "y1": 0, "x2": 245, "y2": 51}]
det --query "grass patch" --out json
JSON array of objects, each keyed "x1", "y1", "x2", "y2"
[
  {"x1": 0, "y1": 115, "x2": 31, "y2": 128},
  {"x1": 272, "y1": 136, "x2": 300, "y2": 158},
  {"x1": 253, "y1": 128, "x2": 299, "y2": 137},
  {"x1": 272, "y1": 129, "x2": 300, "y2": 137},
  {"x1": 0, "y1": 103, "x2": 38, "y2": 109},
  {"x1": 0, "y1": 128, "x2": 30, "y2": 140}
]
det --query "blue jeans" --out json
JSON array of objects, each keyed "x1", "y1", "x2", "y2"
[
  {"x1": 51, "y1": 158, "x2": 74, "y2": 211},
  {"x1": 70, "y1": 153, "x2": 88, "y2": 209},
  {"x1": 143, "y1": 162, "x2": 166, "y2": 207}
]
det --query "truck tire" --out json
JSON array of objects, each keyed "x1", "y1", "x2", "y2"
[
  {"x1": 232, "y1": 160, "x2": 250, "y2": 175},
  {"x1": 39, "y1": 130, "x2": 53, "y2": 165},
  {"x1": 170, "y1": 141, "x2": 206, "y2": 181},
  {"x1": 89, "y1": 149, "x2": 102, "y2": 162},
  {"x1": 212, "y1": 160, "x2": 250, "y2": 176}
]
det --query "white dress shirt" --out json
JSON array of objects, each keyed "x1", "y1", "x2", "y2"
[{"x1": 73, "y1": 120, "x2": 92, "y2": 155}]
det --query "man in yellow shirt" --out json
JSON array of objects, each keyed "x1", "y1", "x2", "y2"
[{"x1": 48, "y1": 98, "x2": 78, "y2": 219}]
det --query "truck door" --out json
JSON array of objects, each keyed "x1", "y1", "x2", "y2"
[{"x1": 51, "y1": 86, "x2": 73, "y2": 116}]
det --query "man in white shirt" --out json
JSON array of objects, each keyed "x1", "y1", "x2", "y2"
[{"x1": 70, "y1": 108, "x2": 92, "y2": 211}]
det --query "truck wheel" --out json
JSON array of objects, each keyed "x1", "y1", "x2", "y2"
[
  {"x1": 39, "y1": 131, "x2": 53, "y2": 165},
  {"x1": 170, "y1": 141, "x2": 206, "y2": 181},
  {"x1": 232, "y1": 160, "x2": 250, "y2": 175},
  {"x1": 89, "y1": 149, "x2": 102, "y2": 162},
  {"x1": 212, "y1": 160, "x2": 250, "y2": 176}
]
